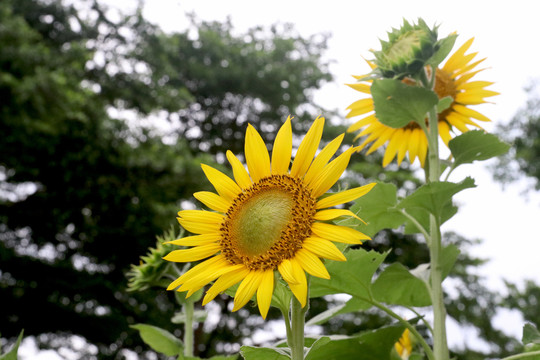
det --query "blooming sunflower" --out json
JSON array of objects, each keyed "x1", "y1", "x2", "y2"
[
  {"x1": 346, "y1": 37, "x2": 499, "y2": 167},
  {"x1": 164, "y1": 116, "x2": 375, "y2": 318}
]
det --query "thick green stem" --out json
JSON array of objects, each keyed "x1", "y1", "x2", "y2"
[
  {"x1": 183, "y1": 299, "x2": 195, "y2": 357},
  {"x1": 290, "y1": 297, "x2": 306, "y2": 360},
  {"x1": 500, "y1": 351, "x2": 540, "y2": 360},
  {"x1": 426, "y1": 106, "x2": 450, "y2": 360}
]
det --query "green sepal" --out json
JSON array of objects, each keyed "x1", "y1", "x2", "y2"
[
  {"x1": 449, "y1": 130, "x2": 510, "y2": 167},
  {"x1": 0, "y1": 330, "x2": 23, "y2": 360},
  {"x1": 371, "y1": 79, "x2": 439, "y2": 128},
  {"x1": 427, "y1": 33, "x2": 458, "y2": 67},
  {"x1": 130, "y1": 324, "x2": 184, "y2": 356},
  {"x1": 240, "y1": 346, "x2": 291, "y2": 360}
]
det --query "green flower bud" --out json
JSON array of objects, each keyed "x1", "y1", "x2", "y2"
[{"x1": 372, "y1": 18, "x2": 439, "y2": 79}]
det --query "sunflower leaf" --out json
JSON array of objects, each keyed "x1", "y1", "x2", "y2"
[
  {"x1": 437, "y1": 96, "x2": 453, "y2": 113},
  {"x1": 240, "y1": 346, "x2": 290, "y2": 360},
  {"x1": 371, "y1": 79, "x2": 439, "y2": 128},
  {"x1": 397, "y1": 177, "x2": 475, "y2": 220},
  {"x1": 372, "y1": 263, "x2": 431, "y2": 307},
  {"x1": 449, "y1": 130, "x2": 510, "y2": 167},
  {"x1": 0, "y1": 330, "x2": 23, "y2": 360},
  {"x1": 130, "y1": 324, "x2": 183, "y2": 356},
  {"x1": 523, "y1": 323, "x2": 540, "y2": 345},
  {"x1": 310, "y1": 248, "x2": 389, "y2": 299}
]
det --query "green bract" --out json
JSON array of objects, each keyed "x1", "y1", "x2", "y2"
[{"x1": 372, "y1": 19, "x2": 439, "y2": 79}]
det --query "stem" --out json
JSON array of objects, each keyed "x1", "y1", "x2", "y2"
[
  {"x1": 426, "y1": 105, "x2": 450, "y2": 360},
  {"x1": 371, "y1": 300, "x2": 435, "y2": 360},
  {"x1": 183, "y1": 299, "x2": 194, "y2": 357},
  {"x1": 500, "y1": 351, "x2": 540, "y2": 360},
  {"x1": 290, "y1": 296, "x2": 307, "y2": 360},
  {"x1": 398, "y1": 208, "x2": 431, "y2": 246}
]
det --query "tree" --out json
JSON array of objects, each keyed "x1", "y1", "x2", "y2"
[{"x1": 0, "y1": 0, "x2": 332, "y2": 358}]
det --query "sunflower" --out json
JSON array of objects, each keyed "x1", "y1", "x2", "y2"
[
  {"x1": 395, "y1": 329, "x2": 412, "y2": 359},
  {"x1": 164, "y1": 116, "x2": 375, "y2": 318},
  {"x1": 346, "y1": 37, "x2": 499, "y2": 167}
]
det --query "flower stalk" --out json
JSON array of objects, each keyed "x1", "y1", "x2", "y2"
[{"x1": 290, "y1": 297, "x2": 307, "y2": 360}]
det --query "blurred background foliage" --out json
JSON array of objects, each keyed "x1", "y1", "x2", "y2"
[{"x1": 1, "y1": 0, "x2": 539, "y2": 359}]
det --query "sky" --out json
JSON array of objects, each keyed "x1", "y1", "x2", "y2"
[{"x1": 19, "y1": 0, "x2": 540, "y2": 358}]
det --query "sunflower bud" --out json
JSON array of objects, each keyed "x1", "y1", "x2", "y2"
[{"x1": 372, "y1": 18, "x2": 439, "y2": 79}]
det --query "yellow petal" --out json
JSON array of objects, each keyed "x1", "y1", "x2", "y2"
[
  {"x1": 201, "y1": 164, "x2": 242, "y2": 203},
  {"x1": 347, "y1": 114, "x2": 377, "y2": 133},
  {"x1": 457, "y1": 80, "x2": 494, "y2": 91},
  {"x1": 443, "y1": 37, "x2": 474, "y2": 73},
  {"x1": 304, "y1": 133, "x2": 344, "y2": 186},
  {"x1": 233, "y1": 271, "x2": 264, "y2": 311},
  {"x1": 366, "y1": 127, "x2": 395, "y2": 155},
  {"x1": 177, "y1": 210, "x2": 224, "y2": 224},
  {"x1": 311, "y1": 222, "x2": 370, "y2": 244},
  {"x1": 316, "y1": 183, "x2": 376, "y2": 209},
  {"x1": 194, "y1": 191, "x2": 231, "y2": 213},
  {"x1": 396, "y1": 129, "x2": 411, "y2": 165},
  {"x1": 295, "y1": 249, "x2": 330, "y2": 279},
  {"x1": 452, "y1": 104, "x2": 491, "y2": 122},
  {"x1": 165, "y1": 233, "x2": 221, "y2": 246},
  {"x1": 203, "y1": 266, "x2": 250, "y2": 305},
  {"x1": 439, "y1": 121, "x2": 452, "y2": 146},
  {"x1": 346, "y1": 82, "x2": 371, "y2": 94},
  {"x1": 245, "y1": 124, "x2": 271, "y2": 182},
  {"x1": 278, "y1": 258, "x2": 299, "y2": 285},
  {"x1": 383, "y1": 133, "x2": 401, "y2": 167},
  {"x1": 290, "y1": 116, "x2": 324, "y2": 178},
  {"x1": 257, "y1": 269, "x2": 275, "y2": 319},
  {"x1": 180, "y1": 262, "x2": 242, "y2": 293},
  {"x1": 288, "y1": 258, "x2": 307, "y2": 307},
  {"x1": 271, "y1": 116, "x2": 293, "y2": 175},
  {"x1": 167, "y1": 255, "x2": 226, "y2": 290},
  {"x1": 309, "y1": 147, "x2": 355, "y2": 198},
  {"x1": 163, "y1": 243, "x2": 221, "y2": 263},
  {"x1": 455, "y1": 89, "x2": 499, "y2": 105},
  {"x1": 407, "y1": 128, "x2": 421, "y2": 165},
  {"x1": 226, "y1": 151, "x2": 252, "y2": 190},
  {"x1": 346, "y1": 98, "x2": 374, "y2": 118},
  {"x1": 314, "y1": 209, "x2": 363, "y2": 222},
  {"x1": 302, "y1": 237, "x2": 346, "y2": 261},
  {"x1": 446, "y1": 112, "x2": 472, "y2": 132},
  {"x1": 417, "y1": 132, "x2": 428, "y2": 168},
  {"x1": 177, "y1": 217, "x2": 220, "y2": 235}
]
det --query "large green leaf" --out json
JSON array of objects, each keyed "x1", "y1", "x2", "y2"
[
  {"x1": 372, "y1": 263, "x2": 431, "y2": 307},
  {"x1": 441, "y1": 244, "x2": 460, "y2": 280},
  {"x1": 130, "y1": 324, "x2": 183, "y2": 356},
  {"x1": 427, "y1": 33, "x2": 457, "y2": 67},
  {"x1": 240, "y1": 346, "x2": 290, "y2": 360},
  {"x1": 398, "y1": 178, "x2": 475, "y2": 220},
  {"x1": 310, "y1": 249, "x2": 388, "y2": 299},
  {"x1": 449, "y1": 130, "x2": 510, "y2": 167},
  {"x1": 371, "y1": 79, "x2": 439, "y2": 128},
  {"x1": 523, "y1": 323, "x2": 540, "y2": 345},
  {"x1": 347, "y1": 182, "x2": 406, "y2": 237},
  {"x1": 0, "y1": 330, "x2": 23, "y2": 360}
]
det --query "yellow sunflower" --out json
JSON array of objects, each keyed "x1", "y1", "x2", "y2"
[
  {"x1": 164, "y1": 116, "x2": 375, "y2": 318},
  {"x1": 346, "y1": 37, "x2": 499, "y2": 167},
  {"x1": 395, "y1": 329, "x2": 412, "y2": 359}
]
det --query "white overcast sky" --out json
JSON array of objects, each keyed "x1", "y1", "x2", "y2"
[{"x1": 21, "y1": 0, "x2": 540, "y2": 358}]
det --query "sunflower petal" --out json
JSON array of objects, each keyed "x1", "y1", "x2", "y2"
[
  {"x1": 226, "y1": 151, "x2": 252, "y2": 190},
  {"x1": 201, "y1": 164, "x2": 242, "y2": 203},
  {"x1": 194, "y1": 191, "x2": 231, "y2": 213},
  {"x1": 346, "y1": 98, "x2": 374, "y2": 118},
  {"x1": 453, "y1": 104, "x2": 491, "y2": 122},
  {"x1": 177, "y1": 210, "x2": 224, "y2": 223},
  {"x1": 245, "y1": 124, "x2": 271, "y2": 182},
  {"x1": 288, "y1": 258, "x2": 308, "y2": 307},
  {"x1": 309, "y1": 147, "x2": 355, "y2": 198},
  {"x1": 295, "y1": 249, "x2": 330, "y2": 279},
  {"x1": 202, "y1": 266, "x2": 250, "y2": 305},
  {"x1": 304, "y1": 133, "x2": 344, "y2": 186},
  {"x1": 311, "y1": 222, "x2": 370, "y2": 244},
  {"x1": 347, "y1": 114, "x2": 377, "y2": 133},
  {"x1": 177, "y1": 217, "x2": 220, "y2": 235},
  {"x1": 278, "y1": 258, "x2": 299, "y2": 285},
  {"x1": 257, "y1": 269, "x2": 275, "y2": 319},
  {"x1": 163, "y1": 243, "x2": 221, "y2": 262},
  {"x1": 271, "y1": 116, "x2": 293, "y2": 175},
  {"x1": 316, "y1": 183, "x2": 376, "y2": 209},
  {"x1": 165, "y1": 233, "x2": 221, "y2": 246},
  {"x1": 290, "y1": 116, "x2": 324, "y2": 178},
  {"x1": 233, "y1": 271, "x2": 264, "y2": 311},
  {"x1": 314, "y1": 209, "x2": 363, "y2": 222},
  {"x1": 167, "y1": 255, "x2": 226, "y2": 290},
  {"x1": 302, "y1": 237, "x2": 346, "y2": 261}
]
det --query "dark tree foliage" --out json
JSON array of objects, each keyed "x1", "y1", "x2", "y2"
[{"x1": 0, "y1": 0, "x2": 332, "y2": 358}]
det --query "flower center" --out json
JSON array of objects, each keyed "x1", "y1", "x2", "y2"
[{"x1": 220, "y1": 175, "x2": 316, "y2": 271}]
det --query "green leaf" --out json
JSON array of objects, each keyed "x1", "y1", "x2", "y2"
[
  {"x1": 371, "y1": 79, "x2": 439, "y2": 128},
  {"x1": 303, "y1": 326, "x2": 405, "y2": 360},
  {"x1": 428, "y1": 33, "x2": 458, "y2": 67},
  {"x1": 523, "y1": 323, "x2": 540, "y2": 345},
  {"x1": 0, "y1": 330, "x2": 23, "y2": 360},
  {"x1": 240, "y1": 346, "x2": 290, "y2": 360},
  {"x1": 449, "y1": 130, "x2": 510, "y2": 167},
  {"x1": 130, "y1": 324, "x2": 183, "y2": 356},
  {"x1": 347, "y1": 182, "x2": 406, "y2": 237},
  {"x1": 398, "y1": 178, "x2": 475, "y2": 219},
  {"x1": 310, "y1": 248, "x2": 388, "y2": 299},
  {"x1": 372, "y1": 263, "x2": 431, "y2": 307},
  {"x1": 441, "y1": 244, "x2": 460, "y2": 280},
  {"x1": 437, "y1": 96, "x2": 453, "y2": 113},
  {"x1": 182, "y1": 356, "x2": 238, "y2": 360}
]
